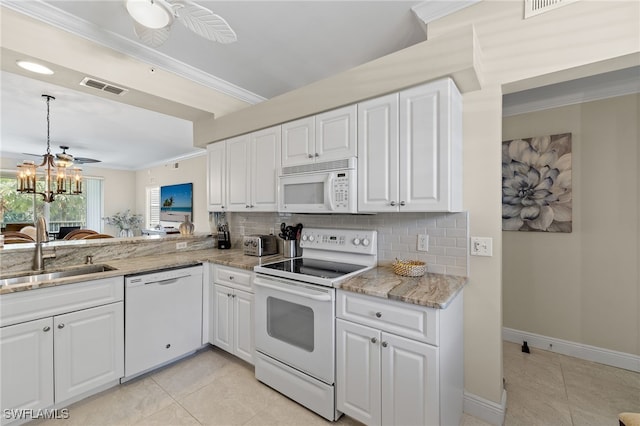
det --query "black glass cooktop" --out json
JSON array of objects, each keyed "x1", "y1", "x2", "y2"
[{"x1": 261, "y1": 258, "x2": 366, "y2": 279}]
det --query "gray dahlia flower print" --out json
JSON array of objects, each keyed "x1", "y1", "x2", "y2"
[{"x1": 502, "y1": 133, "x2": 572, "y2": 232}]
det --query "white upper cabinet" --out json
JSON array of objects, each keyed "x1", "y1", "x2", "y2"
[
  {"x1": 357, "y1": 93, "x2": 399, "y2": 213},
  {"x1": 216, "y1": 126, "x2": 281, "y2": 212},
  {"x1": 226, "y1": 133, "x2": 252, "y2": 211},
  {"x1": 207, "y1": 142, "x2": 226, "y2": 211},
  {"x1": 315, "y1": 105, "x2": 357, "y2": 162},
  {"x1": 358, "y1": 78, "x2": 462, "y2": 212},
  {"x1": 282, "y1": 105, "x2": 356, "y2": 167},
  {"x1": 282, "y1": 116, "x2": 315, "y2": 167},
  {"x1": 250, "y1": 126, "x2": 281, "y2": 211}
]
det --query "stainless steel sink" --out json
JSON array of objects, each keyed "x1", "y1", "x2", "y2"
[{"x1": 0, "y1": 264, "x2": 117, "y2": 287}]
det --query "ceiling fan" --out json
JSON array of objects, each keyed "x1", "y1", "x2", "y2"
[
  {"x1": 24, "y1": 146, "x2": 101, "y2": 166},
  {"x1": 125, "y1": 0, "x2": 237, "y2": 48}
]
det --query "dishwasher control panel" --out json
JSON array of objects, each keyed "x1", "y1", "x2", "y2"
[{"x1": 125, "y1": 265, "x2": 202, "y2": 287}]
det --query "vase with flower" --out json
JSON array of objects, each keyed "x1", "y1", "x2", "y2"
[{"x1": 103, "y1": 210, "x2": 143, "y2": 237}]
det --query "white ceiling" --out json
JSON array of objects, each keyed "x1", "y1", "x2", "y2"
[
  {"x1": 1, "y1": 1, "x2": 637, "y2": 171},
  {"x1": 0, "y1": 0, "x2": 426, "y2": 170}
]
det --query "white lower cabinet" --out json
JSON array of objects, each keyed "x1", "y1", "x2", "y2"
[
  {"x1": 0, "y1": 277, "x2": 124, "y2": 425},
  {"x1": 0, "y1": 317, "x2": 54, "y2": 418},
  {"x1": 211, "y1": 265, "x2": 254, "y2": 364},
  {"x1": 336, "y1": 290, "x2": 463, "y2": 426},
  {"x1": 54, "y1": 303, "x2": 124, "y2": 402}
]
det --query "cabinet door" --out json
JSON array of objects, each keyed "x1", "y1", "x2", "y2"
[
  {"x1": 399, "y1": 79, "x2": 462, "y2": 211},
  {"x1": 226, "y1": 134, "x2": 252, "y2": 211},
  {"x1": 0, "y1": 317, "x2": 54, "y2": 416},
  {"x1": 381, "y1": 332, "x2": 439, "y2": 426},
  {"x1": 281, "y1": 116, "x2": 315, "y2": 167},
  {"x1": 213, "y1": 284, "x2": 234, "y2": 354},
  {"x1": 357, "y1": 93, "x2": 399, "y2": 212},
  {"x1": 336, "y1": 319, "x2": 381, "y2": 426},
  {"x1": 54, "y1": 302, "x2": 124, "y2": 402},
  {"x1": 251, "y1": 126, "x2": 281, "y2": 211},
  {"x1": 315, "y1": 105, "x2": 356, "y2": 162},
  {"x1": 233, "y1": 289, "x2": 254, "y2": 365},
  {"x1": 207, "y1": 142, "x2": 226, "y2": 211}
]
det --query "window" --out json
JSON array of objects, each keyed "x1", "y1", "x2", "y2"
[
  {"x1": 146, "y1": 186, "x2": 160, "y2": 229},
  {"x1": 0, "y1": 173, "x2": 104, "y2": 236}
]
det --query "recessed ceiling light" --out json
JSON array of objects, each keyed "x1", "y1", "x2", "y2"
[{"x1": 16, "y1": 60, "x2": 54, "y2": 75}]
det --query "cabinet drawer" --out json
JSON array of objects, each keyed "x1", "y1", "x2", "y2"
[
  {"x1": 336, "y1": 290, "x2": 438, "y2": 345},
  {"x1": 0, "y1": 277, "x2": 124, "y2": 327},
  {"x1": 213, "y1": 265, "x2": 252, "y2": 291}
]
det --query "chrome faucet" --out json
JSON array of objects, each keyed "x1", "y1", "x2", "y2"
[{"x1": 33, "y1": 216, "x2": 56, "y2": 271}]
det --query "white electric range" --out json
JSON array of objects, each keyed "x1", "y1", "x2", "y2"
[{"x1": 253, "y1": 227, "x2": 377, "y2": 421}]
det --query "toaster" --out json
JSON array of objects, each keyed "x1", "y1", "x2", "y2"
[{"x1": 243, "y1": 234, "x2": 278, "y2": 257}]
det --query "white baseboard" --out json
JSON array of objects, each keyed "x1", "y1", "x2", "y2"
[
  {"x1": 503, "y1": 327, "x2": 640, "y2": 373},
  {"x1": 463, "y1": 389, "x2": 506, "y2": 426}
]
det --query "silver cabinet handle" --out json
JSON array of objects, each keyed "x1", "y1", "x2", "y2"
[
  {"x1": 227, "y1": 293, "x2": 232, "y2": 297},
  {"x1": 246, "y1": 205, "x2": 250, "y2": 208},
  {"x1": 43, "y1": 326, "x2": 50, "y2": 332},
  {"x1": 390, "y1": 201, "x2": 396, "y2": 206},
  {"x1": 314, "y1": 153, "x2": 319, "y2": 157},
  {"x1": 232, "y1": 294, "x2": 236, "y2": 298},
  {"x1": 229, "y1": 276, "x2": 234, "y2": 280},
  {"x1": 308, "y1": 154, "x2": 314, "y2": 159},
  {"x1": 382, "y1": 341, "x2": 388, "y2": 348},
  {"x1": 400, "y1": 201, "x2": 406, "y2": 206},
  {"x1": 375, "y1": 312, "x2": 382, "y2": 318},
  {"x1": 370, "y1": 337, "x2": 377, "y2": 344},
  {"x1": 57, "y1": 324, "x2": 65, "y2": 329}
]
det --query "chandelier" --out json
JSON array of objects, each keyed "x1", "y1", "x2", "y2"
[{"x1": 16, "y1": 94, "x2": 82, "y2": 203}]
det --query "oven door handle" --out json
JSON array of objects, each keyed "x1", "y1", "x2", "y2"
[{"x1": 254, "y1": 279, "x2": 332, "y2": 302}]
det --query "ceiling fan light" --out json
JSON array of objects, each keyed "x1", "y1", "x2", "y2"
[
  {"x1": 16, "y1": 60, "x2": 54, "y2": 75},
  {"x1": 126, "y1": 0, "x2": 172, "y2": 29}
]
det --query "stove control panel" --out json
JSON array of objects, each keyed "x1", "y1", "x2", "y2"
[{"x1": 299, "y1": 228, "x2": 377, "y2": 255}]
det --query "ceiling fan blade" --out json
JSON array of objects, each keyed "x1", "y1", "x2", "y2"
[
  {"x1": 133, "y1": 21, "x2": 171, "y2": 47},
  {"x1": 174, "y1": 2, "x2": 237, "y2": 44},
  {"x1": 74, "y1": 157, "x2": 101, "y2": 164}
]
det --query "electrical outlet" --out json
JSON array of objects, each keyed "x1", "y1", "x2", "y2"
[
  {"x1": 470, "y1": 237, "x2": 493, "y2": 256},
  {"x1": 176, "y1": 242, "x2": 187, "y2": 250},
  {"x1": 417, "y1": 234, "x2": 429, "y2": 251}
]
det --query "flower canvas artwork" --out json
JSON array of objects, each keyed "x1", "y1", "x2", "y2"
[{"x1": 502, "y1": 133, "x2": 572, "y2": 232}]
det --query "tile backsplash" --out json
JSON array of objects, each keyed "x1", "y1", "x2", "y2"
[{"x1": 222, "y1": 211, "x2": 469, "y2": 276}]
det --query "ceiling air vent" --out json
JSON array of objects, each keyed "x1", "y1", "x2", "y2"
[
  {"x1": 524, "y1": 0, "x2": 579, "y2": 18},
  {"x1": 80, "y1": 77, "x2": 128, "y2": 96}
]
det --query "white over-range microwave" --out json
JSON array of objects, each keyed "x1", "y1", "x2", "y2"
[{"x1": 278, "y1": 157, "x2": 357, "y2": 213}]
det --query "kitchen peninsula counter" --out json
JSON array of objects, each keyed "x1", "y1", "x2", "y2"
[
  {"x1": 0, "y1": 248, "x2": 284, "y2": 295},
  {"x1": 336, "y1": 266, "x2": 466, "y2": 309}
]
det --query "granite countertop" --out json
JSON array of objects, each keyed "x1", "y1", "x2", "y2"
[
  {"x1": 1, "y1": 250, "x2": 466, "y2": 309},
  {"x1": 336, "y1": 266, "x2": 467, "y2": 309},
  {"x1": 0, "y1": 249, "x2": 284, "y2": 295}
]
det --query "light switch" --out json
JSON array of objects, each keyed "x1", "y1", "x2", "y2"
[{"x1": 470, "y1": 237, "x2": 492, "y2": 256}]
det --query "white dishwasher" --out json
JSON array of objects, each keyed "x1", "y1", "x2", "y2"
[{"x1": 124, "y1": 264, "x2": 203, "y2": 379}]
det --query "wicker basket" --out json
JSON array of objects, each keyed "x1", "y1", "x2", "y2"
[{"x1": 392, "y1": 259, "x2": 426, "y2": 277}]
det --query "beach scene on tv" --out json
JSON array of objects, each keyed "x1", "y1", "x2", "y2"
[{"x1": 160, "y1": 183, "x2": 193, "y2": 222}]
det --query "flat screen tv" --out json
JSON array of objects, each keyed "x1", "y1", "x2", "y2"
[{"x1": 160, "y1": 182, "x2": 193, "y2": 222}]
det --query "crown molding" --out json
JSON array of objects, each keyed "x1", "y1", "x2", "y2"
[
  {"x1": 1, "y1": 0, "x2": 266, "y2": 105},
  {"x1": 503, "y1": 66, "x2": 640, "y2": 116}
]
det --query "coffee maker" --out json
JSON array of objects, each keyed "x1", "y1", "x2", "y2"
[
  {"x1": 213, "y1": 212, "x2": 231, "y2": 249},
  {"x1": 217, "y1": 224, "x2": 231, "y2": 249}
]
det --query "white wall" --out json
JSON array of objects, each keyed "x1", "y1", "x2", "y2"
[
  {"x1": 503, "y1": 94, "x2": 639, "y2": 356},
  {"x1": 427, "y1": 0, "x2": 639, "y2": 408},
  {"x1": 134, "y1": 153, "x2": 210, "y2": 234}
]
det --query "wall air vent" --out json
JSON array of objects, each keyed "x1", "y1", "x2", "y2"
[
  {"x1": 80, "y1": 77, "x2": 128, "y2": 96},
  {"x1": 524, "y1": 0, "x2": 579, "y2": 18}
]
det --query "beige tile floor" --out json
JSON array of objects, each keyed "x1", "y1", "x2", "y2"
[{"x1": 32, "y1": 342, "x2": 639, "y2": 426}]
